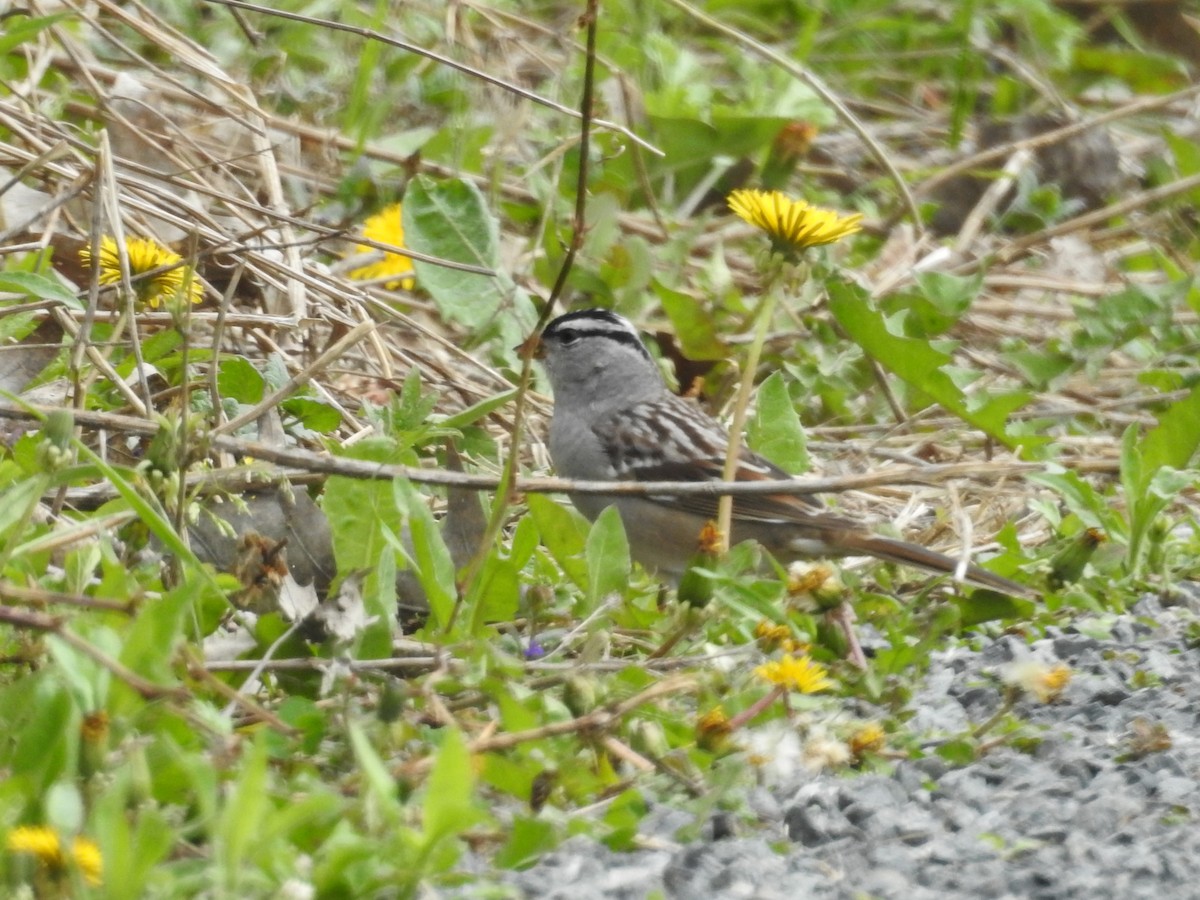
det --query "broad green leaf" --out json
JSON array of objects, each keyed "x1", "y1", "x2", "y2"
[
  {"x1": 936, "y1": 739, "x2": 977, "y2": 765},
  {"x1": 117, "y1": 578, "x2": 196, "y2": 690},
  {"x1": 349, "y1": 721, "x2": 403, "y2": 827},
  {"x1": 526, "y1": 494, "x2": 588, "y2": 589},
  {"x1": 1073, "y1": 45, "x2": 1187, "y2": 94},
  {"x1": 494, "y1": 817, "x2": 557, "y2": 870},
  {"x1": 0, "y1": 13, "x2": 69, "y2": 56},
  {"x1": 1164, "y1": 132, "x2": 1200, "y2": 207},
  {"x1": 747, "y1": 371, "x2": 809, "y2": 474},
  {"x1": 906, "y1": 271, "x2": 982, "y2": 335},
  {"x1": 438, "y1": 388, "x2": 518, "y2": 430},
  {"x1": 1028, "y1": 468, "x2": 1124, "y2": 537},
  {"x1": 423, "y1": 727, "x2": 480, "y2": 846},
  {"x1": 467, "y1": 553, "x2": 520, "y2": 632},
  {"x1": 324, "y1": 444, "x2": 406, "y2": 574},
  {"x1": 601, "y1": 788, "x2": 647, "y2": 851},
  {"x1": 0, "y1": 475, "x2": 49, "y2": 543},
  {"x1": 0, "y1": 271, "x2": 82, "y2": 308},
  {"x1": 281, "y1": 397, "x2": 342, "y2": 433},
  {"x1": 952, "y1": 591, "x2": 1036, "y2": 628},
  {"x1": 656, "y1": 281, "x2": 726, "y2": 360},
  {"x1": 828, "y1": 280, "x2": 1030, "y2": 449},
  {"x1": 94, "y1": 785, "x2": 173, "y2": 900},
  {"x1": 585, "y1": 505, "x2": 631, "y2": 604},
  {"x1": 391, "y1": 479, "x2": 456, "y2": 629},
  {"x1": 1, "y1": 675, "x2": 73, "y2": 788},
  {"x1": 1140, "y1": 382, "x2": 1200, "y2": 476},
  {"x1": 403, "y1": 175, "x2": 504, "y2": 328},
  {"x1": 216, "y1": 356, "x2": 265, "y2": 404},
  {"x1": 216, "y1": 731, "x2": 269, "y2": 875},
  {"x1": 140, "y1": 328, "x2": 183, "y2": 364},
  {"x1": 0, "y1": 309, "x2": 39, "y2": 342}
]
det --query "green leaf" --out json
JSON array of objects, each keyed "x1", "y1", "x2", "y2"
[
  {"x1": 403, "y1": 175, "x2": 504, "y2": 328},
  {"x1": 349, "y1": 721, "x2": 403, "y2": 826},
  {"x1": 828, "y1": 280, "x2": 1030, "y2": 449},
  {"x1": 526, "y1": 494, "x2": 589, "y2": 589},
  {"x1": 422, "y1": 728, "x2": 480, "y2": 847},
  {"x1": 747, "y1": 371, "x2": 808, "y2": 474},
  {"x1": 216, "y1": 356, "x2": 265, "y2": 404},
  {"x1": 656, "y1": 281, "x2": 727, "y2": 360},
  {"x1": 116, "y1": 578, "x2": 196, "y2": 693},
  {"x1": 952, "y1": 591, "x2": 1036, "y2": 628},
  {"x1": 467, "y1": 553, "x2": 520, "y2": 632},
  {"x1": 936, "y1": 739, "x2": 977, "y2": 765},
  {"x1": 216, "y1": 731, "x2": 269, "y2": 875},
  {"x1": 324, "y1": 450, "x2": 405, "y2": 576},
  {"x1": 905, "y1": 271, "x2": 982, "y2": 335},
  {"x1": 1140, "y1": 382, "x2": 1200, "y2": 476},
  {"x1": 392, "y1": 479, "x2": 456, "y2": 629},
  {"x1": 494, "y1": 817, "x2": 557, "y2": 870},
  {"x1": 437, "y1": 388, "x2": 518, "y2": 430},
  {"x1": 585, "y1": 505, "x2": 631, "y2": 604},
  {"x1": 281, "y1": 397, "x2": 342, "y2": 433},
  {"x1": 0, "y1": 309, "x2": 39, "y2": 342},
  {"x1": 1164, "y1": 132, "x2": 1200, "y2": 206},
  {"x1": 0, "y1": 270, "x2": 82, "y2": 309},
  {"x1": 0, "y1": 475, "x2": 50, "y2": 543}
]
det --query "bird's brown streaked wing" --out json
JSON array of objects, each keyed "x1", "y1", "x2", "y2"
[{"x1": 595, "y1": 397, "x2": 831, "y2": 523}]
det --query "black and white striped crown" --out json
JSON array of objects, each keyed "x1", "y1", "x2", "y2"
[{"x1": 542, "y1": 309, "x2": 651, "y2": 359}]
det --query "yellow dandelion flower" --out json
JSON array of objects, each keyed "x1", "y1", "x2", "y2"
[
  {"x1": 754, "y1": 653, "x2": 833, "y2": 694},
  {"x1": 347, "y1": 202, "x2": 415, "y2": 289},
  {"x1": 7, "y1": 825, "x2": 63, "y2": 864},
  {"x1": 728, "y1": 189, "x2": 862, "y2": 256},
  {"x1": 848, "y1": 721, "x2": 887, "y2": 758},
  {"x1": 7, "y1": 826, "x2": 104, "y2": 886},
  {"x1": 72, "y1": 836, "x2": 103, "y2": 886},
  {"x1": 80, "y1": 235, "x2": 203, "y2": 309}
]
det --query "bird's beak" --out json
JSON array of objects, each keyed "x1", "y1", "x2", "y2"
[{"x1": 515, "y1": 332, "x2": 544, "y2": 360}]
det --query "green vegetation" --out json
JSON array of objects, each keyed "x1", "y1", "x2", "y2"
[{"x1": 1, "y1": 0, "x2": 1198, "y2": 895}]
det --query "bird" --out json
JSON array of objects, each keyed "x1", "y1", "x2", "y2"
[{"x1": 530, "y1": 307, "x2": 1026, "y2": 596}]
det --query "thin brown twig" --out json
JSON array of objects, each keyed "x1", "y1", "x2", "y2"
[
  {"x1": 450, "y1": 0, "x2": 602, "y2": 633},
  {"x1": 913, "y1": 81, "x2": 1200, "y2": 201},
  {"x1": 963, "y1": 171, "x2": 1200, "y2": 271},
  {"x1": 0, "y1": 603, "x2": 186, "y2": 700},
  {"x1": 0, "y1": 399, "x2": 1111, "y2": 497},
  {"x1": 0, "y1": 582, "x2": 138, "y2": 614},
  {"x1": 197, "y1": 0, "x2": 661, "y2": 157},
  {"x1": 211, "y1": 319, "x2": 378, "y2": 436}
]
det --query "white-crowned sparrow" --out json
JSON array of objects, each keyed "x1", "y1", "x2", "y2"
[{"x1": 532, "y1": 308, "x2": 1024, "y2": 595}]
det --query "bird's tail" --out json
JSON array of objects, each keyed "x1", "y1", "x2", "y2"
[{"x1": 835, "y1": 531, "x2": 1032, "y2": 598}]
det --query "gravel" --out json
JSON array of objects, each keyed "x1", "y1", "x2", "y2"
[{"x1": 485, "y1": 590, "x2": 1200, "y2": 899}]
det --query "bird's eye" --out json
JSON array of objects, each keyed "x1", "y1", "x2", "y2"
[{"x1": 556, "y1": 329, "x2": 581, "y2": 346}]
